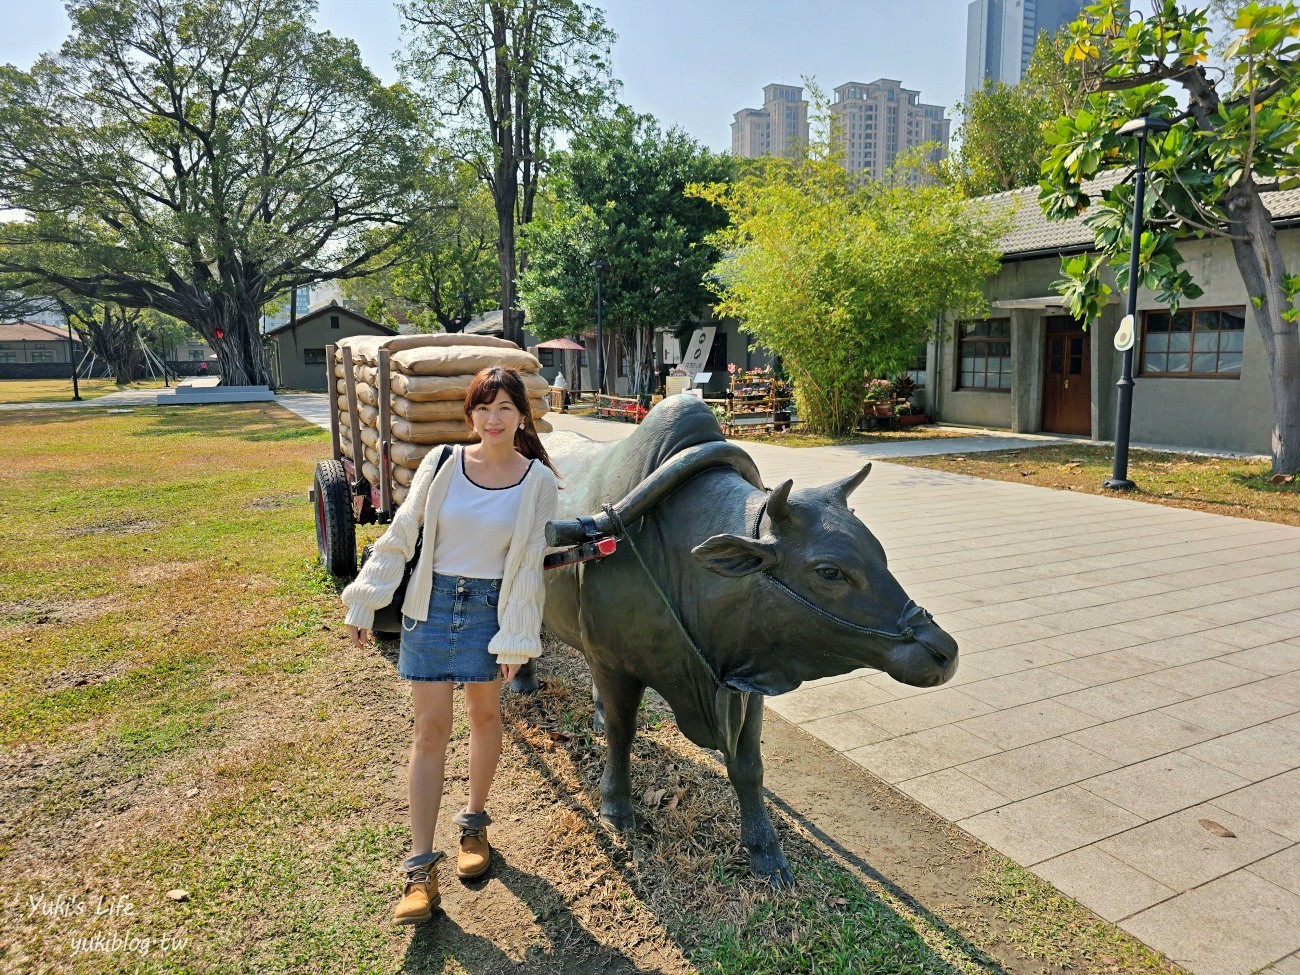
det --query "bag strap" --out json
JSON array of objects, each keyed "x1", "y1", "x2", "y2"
[{"x1": 409, "y1": 445, "x2": 453, "y2": 558}]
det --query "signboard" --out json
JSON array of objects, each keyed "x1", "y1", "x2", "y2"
[{"x1": 681, "y1": 326, "x2": 716, "y2": 382}]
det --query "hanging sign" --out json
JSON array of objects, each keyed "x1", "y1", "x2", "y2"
[{"x1": 1114, "y1": 314, "x2": 1136, "y2": 352}]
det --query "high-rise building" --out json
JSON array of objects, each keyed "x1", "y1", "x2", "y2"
[
  {"x1": 730, "y1": 84, "x2": 809, "y2": 160},
  {"x1": 830, "y1": 79, "x2": 951, "y2": 180},
  {"x1": 964, "y1": 0, "x2": 1110, "y2": 98}
]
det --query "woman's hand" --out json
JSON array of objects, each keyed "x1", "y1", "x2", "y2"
[
  {"x1": 346, "y1": 624, "x2": 370, "y2": 649},
  {"x1": 499, "y1": 663, "x2": 520, "y2": 684}
]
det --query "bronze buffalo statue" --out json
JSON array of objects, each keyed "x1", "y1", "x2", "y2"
[{"x1": 523, "y1": 396, "x2": 958, "y2": 886}]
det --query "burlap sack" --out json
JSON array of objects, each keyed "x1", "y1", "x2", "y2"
[
  {"x1": 360, "y1": 461, "x2": 409, "y2": 505},
  {"x1": 392, "y1": 395, "x2": 548, "y2": 422},
  {"x1": 391, "y1": 346, "x2": 540, "y2": 377},
  {"x1": 391, "y1": 417, "x2": 481, "y2": 444},
  {"x1": 360, "y1": 444, "x2": 417, "y2": 484},
  {"x1": 336, "y1": 332, "x2": 518, "y2": 367},
  {"x1": 390, "y1": 371, "x2": 551, "y2": 402}
]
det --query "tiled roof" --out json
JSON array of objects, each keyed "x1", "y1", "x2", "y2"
[
  {"x1": 979, "y1": 169, "x2": 1300, "y2": 258},
  {"x1": 0, "y1": 320, "x2": 79, "y2": 342}
]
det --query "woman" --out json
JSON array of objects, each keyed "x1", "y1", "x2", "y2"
[{"x1": 341, "y1": 366, "x2": 559, "y2": 926}]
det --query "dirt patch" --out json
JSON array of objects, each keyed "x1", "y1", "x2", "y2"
[
  {"x1": 242, "y1": 493, "x2": 301, "y2": 511},
  {"x1": 61, "y1": 517, "x2": 161, "y2": 537},
  {"x1": 39, "y1": 662, "x2": 130, "y2": 693},
  {"x1": 0, "y1": 595, "x2": 122, "y2": 627},
  {"x1": 124, "y1": 561, "x2": 205, "y2": 586}
]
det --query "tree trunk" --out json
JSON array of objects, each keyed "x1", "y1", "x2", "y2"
[
  {"x1": 497, "y1": 203, "x2": 521, "y2": 346},
  {"x1": 205, "y1": 296, "x2": 273, "y2": 387},
  {"x1": 1225, "y1": 182, "x2": 1300, "y2": 472}
]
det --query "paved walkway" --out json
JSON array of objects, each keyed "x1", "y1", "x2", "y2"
[{"x1": 277, "y1": 397, "x2": 1299, "y2": 975}]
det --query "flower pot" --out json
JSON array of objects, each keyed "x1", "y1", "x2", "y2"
[{"x1": 895, "y1": 413, "x2": 931, "y2": 426}]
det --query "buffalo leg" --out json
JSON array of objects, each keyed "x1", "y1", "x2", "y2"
[
  {"x1": 508, "y1": 658, "x2": 540, "y2": 695},
  {"x1": 725, "y1": 695, "x2": 794, "y2": 887},
  {"x1": 594, "y1": 669, "x2": 643, "y2": 833}
]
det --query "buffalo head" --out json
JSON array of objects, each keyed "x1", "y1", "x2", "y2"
[{"x1": 692, "y1": 464, "x2": 958, "y2": 690}]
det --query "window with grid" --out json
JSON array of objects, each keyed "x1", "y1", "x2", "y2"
[
  {"x1": 538, "y1": 349, "x2": 554, "y2": 367},
  {"x1": 904, "y1": 343, "x2": 928, "y2": 388},
  {"x1": 303, "y1": 348, "x2": 327, "y2": 365},
  {"x1": 1141, "y1": 307, "x2": 1245, "y2": 377},
  {"x1": 0, "y1": 351, "x2": 16, "y2": 363},
  {"x1": 31, "y1": 350, "x2": 54, "y2": 362},
  {"x1": 958, "y1": 319, "x2": 1011, "y2": 390}
]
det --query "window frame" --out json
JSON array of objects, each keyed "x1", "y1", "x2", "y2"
[
  {"x1": 303, "y1": 348, "x2": 328, "y2": 365},
  {"x1": 1140, "y1": 306, "x2": 1245, "y2": 379},
  {"x1": 957, "y1": 318, "x2": 1012, "y2": 392}
]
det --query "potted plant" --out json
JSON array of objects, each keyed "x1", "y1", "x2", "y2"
[{"x1": 893, "y1": 401, "x2": 931, "y2": 427}]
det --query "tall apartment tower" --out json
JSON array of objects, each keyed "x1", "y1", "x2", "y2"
[
  {"x1": 830, "y1": 79, "x2": 951, "y2": 180},
  {"x1": 964, "y1": 0, "x2": 1110, "y2": 97},
  {"x1": 730, "y1": 83, "x2": 810, "y2": 159}
]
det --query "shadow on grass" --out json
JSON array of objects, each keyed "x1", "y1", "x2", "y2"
[{"x1": 404, "y1": 856, "x2": 650, "y2": 975}]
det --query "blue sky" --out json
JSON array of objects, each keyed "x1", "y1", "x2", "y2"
[{"x1": 0, "y1": 0, "x2": 970, "y2": 151}]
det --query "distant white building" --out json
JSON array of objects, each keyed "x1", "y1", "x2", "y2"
[
  {"x1": 730, "y1": 84, "x2": 810, "y2": 160},
  {"x1": 260, "y1": 281, "x2": 343, "y2": 332},
  {"x1": 830, "y1": 79, "x2": 950, "y2": 179}
]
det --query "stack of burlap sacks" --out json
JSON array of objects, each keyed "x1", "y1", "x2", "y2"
[{"x1": 334, "y1": 334, "x2": 553, "y2": 505}]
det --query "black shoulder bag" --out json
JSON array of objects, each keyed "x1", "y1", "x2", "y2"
[{"x1": 362, "y1": 445, "x2": 452, "y2": 637}]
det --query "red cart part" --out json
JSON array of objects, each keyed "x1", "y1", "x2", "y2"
[{"x1": 543, "y1": 536, "x2": 617, "y2": 570}]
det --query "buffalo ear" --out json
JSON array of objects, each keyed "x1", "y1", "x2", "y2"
[
  {"x1": 830, "y1": 463, "x2": 872, "y2": 503},
  {"x1": 693, "y1": 533, "x2": 777, "y2": 577}
]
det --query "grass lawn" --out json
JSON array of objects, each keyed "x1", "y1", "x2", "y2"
[
  {"x1": 0, "y1": 377, "x2": 169, "y2": 404},
  {"x1": 0, "y1": 404, "x2": 1180, "y2": 975},
  {"x1": 892, "y1": 443, "x2": 1300, "y2": 526}
]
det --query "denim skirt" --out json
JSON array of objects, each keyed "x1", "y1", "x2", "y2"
[{"x1": 398, "y1": 572, "x2": 502, "y2": 683}]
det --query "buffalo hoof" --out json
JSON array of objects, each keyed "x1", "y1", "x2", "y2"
[
  {"x1": 508, "y1": 671, "x2": 541, "y2": 695},
  {"x1": 599, "y1": 808, "x2": 636, "y2": 834},
  {"x1": 751, "y1": 849, "x2": 795, "y2": 889}
]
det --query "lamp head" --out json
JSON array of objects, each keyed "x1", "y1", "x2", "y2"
[
  {"x1": 1117, "y1": 115, "x2": 1172, "y2": 137},
  {"x1": 589, "y1": 258, "x2": 608, "y2": 271}
]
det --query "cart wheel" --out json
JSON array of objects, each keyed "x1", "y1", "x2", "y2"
[{"x1": 314, "y1": 460, "x2": 356, "y2": 578}]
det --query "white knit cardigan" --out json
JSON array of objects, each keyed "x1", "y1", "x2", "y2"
[{"x1": 340, "y1": 445, "x2": 560, "y2": 666}]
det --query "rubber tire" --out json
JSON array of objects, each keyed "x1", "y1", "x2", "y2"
[{"x1": 314, "y1": 460, "x2": 356, "y2": 578}]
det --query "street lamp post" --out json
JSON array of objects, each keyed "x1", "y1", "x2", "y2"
[
  {"x1": 590, "y1": 258, "x2": 607, "y2": 394},
  {"x1": 65, "y1": 313, "x2": 81, "y2": 401},
  {"x1": 1104, "y1": 115, "x2": 1171, "y2": 491}
]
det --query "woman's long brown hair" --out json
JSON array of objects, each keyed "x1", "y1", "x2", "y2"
[{"x1": 463, "y1": 366, "x2": 559, "y2": 476}]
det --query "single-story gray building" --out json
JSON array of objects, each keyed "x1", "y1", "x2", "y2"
[
  {"x1": 921, "y1": 170, "x2": 1298, "y2": 455},
  {"x1": 267, "y1": 303, "x2": 396, "y2": 391},
  {"x1": 0, "y1": 320, "x2": 84, "y2": 379}
]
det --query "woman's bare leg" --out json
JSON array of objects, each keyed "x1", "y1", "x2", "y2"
[
  {"x1": 408, "y1": 681, "x2": 454, "y2": 856},
  {"x1": 463, "y1": 678, "x2": 503, "y2": 814}
]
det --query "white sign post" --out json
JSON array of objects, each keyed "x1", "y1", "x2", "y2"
[{"x1": 681, "y1": 326, "x2": 716, "y2": 386}]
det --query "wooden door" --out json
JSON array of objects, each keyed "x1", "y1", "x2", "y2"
[{"x1": 1041, "y1": 316, "x2": 1091, "y2": 435}]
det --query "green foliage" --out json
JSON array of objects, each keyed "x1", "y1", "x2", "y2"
[
  {"x1": 946, "y1": 30, "x2": 1086, "y2": 196},
  {"x1": 399, "y1": 0, "x2": 617, "y2": 343},
  {"x1": 519, "y1": 107, "x2": 733, "y2": 392},
  {"x1": 0, "y1": 0, "x2": 423, "y2": 385},
  {"x1": 340, "y1": 162, "x2": 498, "y2": 331},
  {"x1": 691, "y1": 130, "x2": 1003, "y2": 436}
]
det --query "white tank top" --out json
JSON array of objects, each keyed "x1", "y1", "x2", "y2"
[{"x1": 430, "y1": 447, "x2": 532, "y2": 579}]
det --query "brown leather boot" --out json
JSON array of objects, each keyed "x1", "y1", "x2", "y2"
[
  {"x1": 393, "y1": 852, "x2": 441, "y2": 925},
  {"x1": 453, "y1": 810, "x2": 492, "y2": 879}
]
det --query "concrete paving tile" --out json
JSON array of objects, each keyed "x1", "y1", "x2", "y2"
[
  {"x1": 957, "y1": 618, "x2": 1064, "y2": 649},
  {"x1": 1184, "y1": 721, "x2": 1300, "y2": 782},
  {"x1": 895, "y1": 766, "x2": 1011, "y2": 821},
  {"x1": 1217, "y1": 642, "x2": 1300, "y2": 676},
  {"x1": 1258, "y1": 953, "x2": 1300, "y2": 975},
  {"x1": 1079, "y1": 751, "x2": 1251, "y2": 820},
  {"x1": 957, "y1": 698, "x2": 1100, "y2": 750},
  {"x1": 768, "y1": 676, "x2": 899, "y2": 724},
  {"x1": 959, "y1": 642, "x2": 1072, "y2": 677},
  {"x1": 1255, "y1": 672, "x2": 1300, "y2": 707},
  {"x1": 959, "y1": 786, "x2": 1142, "y2": 865},
  {"x1": 853, "y1": 689, "x2": 994, "y2": 736},
  {"x1": 1126, "y1": 632, "x2": 1242, "y2": 668},
  {"x1": 796, "y1": 709, "x2": 893, "y2": 753},
  {"x1": 1046, "y1": 648, "x2": 1167, "y2": 686},
  {"x1": 844, "y1": 725, "x2": 1002, "y2": 783},
  {"x1": 1208, "y1": 772, "x2": 1300, "y2": 843},
  {"x1": 958, "y1": 738, "x2": 1118, "y2": 801},
  {"x1": 1204, "y1": 619, "x2": 1300, "y2": 649},
  {"x1": 1160, "y1": 684, "x2": 1297, "y2": 734},
  {"x1": 1139, "y1": 657, "x2": 1263, "y2": 696},
  {"x1": 958, "y1": 669, "x2": 1088, "y2": 709},
  {"x1": 1112, "y1": 612, "x2": 1217, "y2": 640},
  {"x1": 1033, "y1": 846, "x2": 1176, "y2": 922},
  {"x1": 1037, "y1": 603, "x2": 1152, "y2": 633},
  {"x1": 1066, "y1": 711, "x2": 1219, "y2": 765},
  {"x1": 1057, "y1": 676, "x2": 1191, "y2": 721},
  {"x1": 1039, "y1": 625, "x2": 1152, "y2": 658},
  {"x1": 1121, "y1": 870, "x2": 1300, "y2": 975},
  {"x1": 1248, "y1": 844, "x2": 1300, "y2": 896},
  {"x1": 1098, "y1": 804, "x2": 1291, "y2": 890}
]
